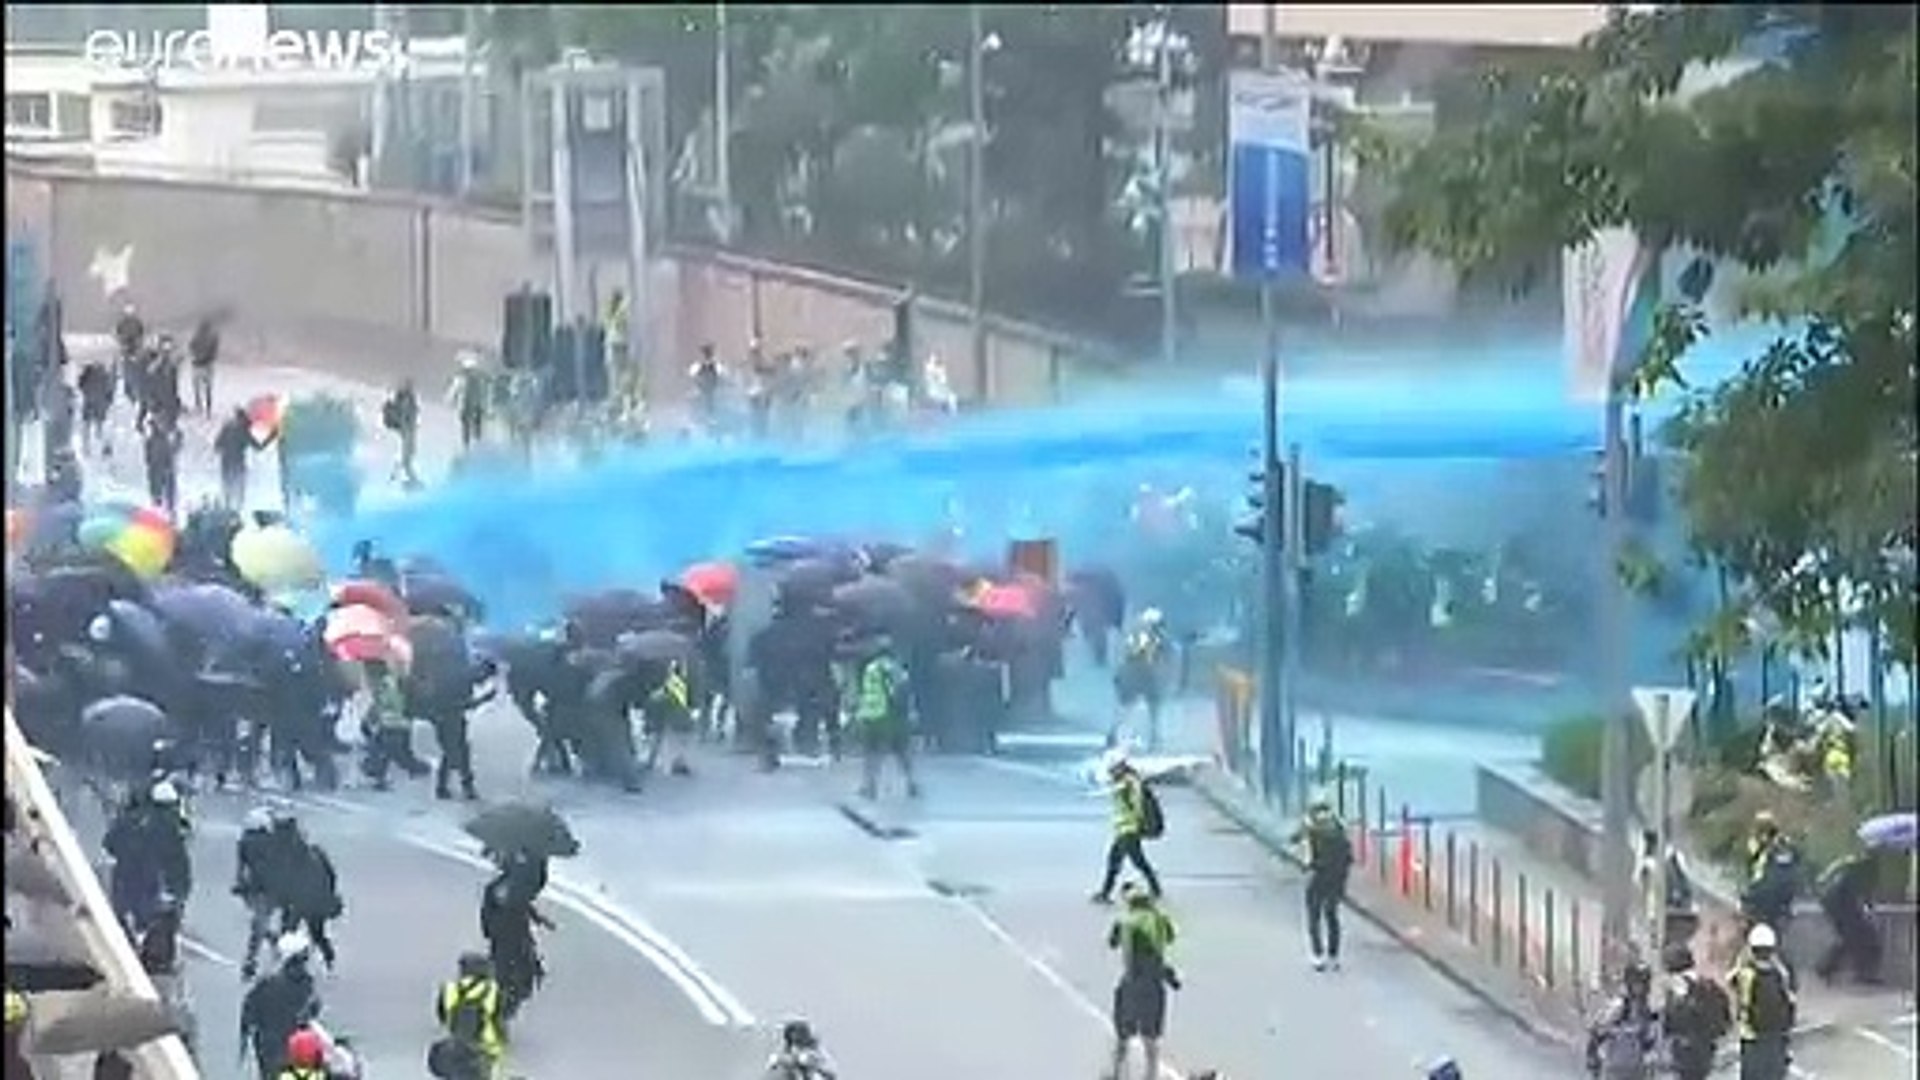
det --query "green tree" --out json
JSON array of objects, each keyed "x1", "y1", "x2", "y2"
[{"x1": 1371, "y1": 6, "x2": 1917, "y2": 672}]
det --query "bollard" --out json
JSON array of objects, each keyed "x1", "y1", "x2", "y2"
[
  {"x1": 1377, "y1": 787, "x2": 1390, "y2": 885},
  {"x1": 1517, "y1": 871, "x2": 1530, "y2": 977},
  {"x1": 1445, "y1": 831, "x2": 1458, "y2": 928},
  {"x1": 1571, "y1": 900, "x2": 1584, "y2": 1001},
  {"x1": 1467, "y1": 841, "x2": 1480, "y2": 945},
  {"x1": 1334, "y1": 761, "x2": 1349, "y2": 817},
  {"x1": 1420, "y1": 814, "x2": 1436, "y2": 907},
  {"x1": 1354, "y1": 772, "x2": 1370, "y2": 864},
  {"x1": 1544, "y1": 888, "x2": 1557, "y2": 989},
  {"x1": 1397, "y1": 804, "x2": 1414, "y2": 897},
  {"x1": 1491, "y1": 858, "x2": 1505, "y2": 966}
]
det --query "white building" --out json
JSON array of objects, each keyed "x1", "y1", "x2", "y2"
[{"x1": 3, "y1": 39, "x2": 478, "y2": 190}]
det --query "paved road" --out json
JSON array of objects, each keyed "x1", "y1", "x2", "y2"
[{"x1": 246, "y1": 703, "x2": 1580, "y2": 1080}]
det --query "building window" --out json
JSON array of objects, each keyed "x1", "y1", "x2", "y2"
[
  {"x1": 5, "y1": 93, "x2": 52, "y2": 131},
  {"x1": 55, "y1": 93, "x2": 92, "y2": 140},
  {"x1": 107, "y1": 97, "x2": 163, "y2": 140}
]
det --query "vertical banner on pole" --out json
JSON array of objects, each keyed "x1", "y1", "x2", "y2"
[
  {"x1": 1227, "y1": 70, "x2": 1314, "y2": 282},
  {"x1": 1562, "y1": 226, "x2": 1657, "y2": 403}
]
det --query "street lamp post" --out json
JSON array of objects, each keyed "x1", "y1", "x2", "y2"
[
  {"x1": 715, "y1": 1, "x2": 735, "y2": 244},
  {"x1": 1154, "y1": 4, "x2": 1178, "y2": 372},
  {"x1": 967, "y1": 2, "x2": 988, "y2": 404}
]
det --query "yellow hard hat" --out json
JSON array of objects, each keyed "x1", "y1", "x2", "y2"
[{"x1": 5, "y1": 989, "x2": 27, "y2": 1027}]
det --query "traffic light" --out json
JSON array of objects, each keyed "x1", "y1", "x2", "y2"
[
  {"x1": 1235, "y1": 461, "x2": 1282, "y2": 545},
  {"x1": 1302, "y1": 480, "x2": 1342, "y2": 555}
]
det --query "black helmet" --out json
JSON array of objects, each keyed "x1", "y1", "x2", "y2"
[
  {"x1": 1662, "y1": 943, "x2": 1695, "y2": 974},
  {"x1": 457, "y1": 951, "x2": 491, "y2": 978},
  {"x1": 780, "y1": 1019, "x2": 817, "y2": 1050}
]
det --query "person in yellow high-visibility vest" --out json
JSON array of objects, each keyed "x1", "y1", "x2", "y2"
[
  {"x1": 1107, "y1": 882, "x2": 1179, "y2": 1080},
  {"x1": 5, "y1": 989, "x2": 31, "y2": 1078},
  {"x1": 645, "y1": 661, "x2": 696, "y2": 777},
  {"x1": 433, "y1": 952, "x2": 505, "y2": 1079}
]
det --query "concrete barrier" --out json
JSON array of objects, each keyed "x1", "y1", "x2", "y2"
[
  {"x1": 4, "y1": 709, "x2": 200, "y2": 1080},
  {"x1": 6, "y1": 163, "x2": 1099, "y2": 408}
]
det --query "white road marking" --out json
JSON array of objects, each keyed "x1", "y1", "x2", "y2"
[
  {"x1": 181, "y1": 934, "x2": 240, "y2": 968},
  {"x1": 1852, "y1": 1024, "x2": 1916, "y2": 1059},
  {"x1": 946, "y1": 897, "x2": 1185, "y2": 1080},
  {"x1": 274, "y1": 790, "x2": 757, "y2": 1028}
]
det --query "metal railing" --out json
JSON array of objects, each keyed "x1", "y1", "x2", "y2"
[{"x1": 4, "y1": 708, "x2": 201, "y2": 1080}]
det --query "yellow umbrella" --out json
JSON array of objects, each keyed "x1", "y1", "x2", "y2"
[{"x1": 230, "y1": 525, "x2": 325, "y2": 592}]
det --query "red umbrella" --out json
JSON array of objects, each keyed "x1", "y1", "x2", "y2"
[
  {"x1": 678, "y1": 561, "x2": 740, "y2": 609},
  {"x1": 332, "y1": 579, "x2": 410, "y2": 625},
  {"x1": 323, "y1": 603, "x2": 412, "y2": 667}
]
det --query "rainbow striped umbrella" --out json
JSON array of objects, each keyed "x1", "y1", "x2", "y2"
[{"x1": 77, "y1": 501, "x2": 176, "y2": 580}]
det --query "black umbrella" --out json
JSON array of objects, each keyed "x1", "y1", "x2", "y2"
[
  {"x1": 832, "y1": 576, "x2": 918, "y2": 626},
  {"x1": 616, "y1": 628, "x2": 694, "y2": 664},
  {"x1": 403, "y1": 573, "x2": 481, "y2": 621},
  {"x1": 103, "y1": 599, "x2": 173, "y2": 670},
  {"x1": 888, "y1": 555, "x2": 972, "y2": 606},
  {"x1": 858, "y1": 541, "x2": 916, "y2": 572},
  {"x1": 149, "y1": 582, "x2": 261, "y2": 664},
  {"x1": 564, "y1": 589, "x2": 662, "y2": 648},
  {"x1": 5, "y1": 921, "x2": 104, "y2": 993},
  {"x1": 408, "y1": 615, "x2": 472, "y2": 692},
  {"x1": 77, "y1": 696, "x2": 179, "y2": 779},
  {"x1": 778, "y1": 558, "x2": 856, "y2": 608},
  {"x1": 26, "y1": 992, "x2": 176, "y2": 1055},
  {"x1": 463, "y1": 801, "x2": 581, "y2": 860}
]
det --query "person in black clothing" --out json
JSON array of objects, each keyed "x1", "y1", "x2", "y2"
[
  {"x1": 1814, "y1": 850, "x2": 1882, "y2": 985},
  {"x1": 382, "y1": 379, "x2": 421, "y2": 486},
  {"x1": 141, "y1": 337, "x2": 183, "y2": 430},
  {"x1": 1662, "y1": 944, "x2": 1731, "y2": 1080},
  {"x1": 77, "y1": 358, "x2": 115, "y2": 457},
  {"x1": 215, "y1": 406, "x2": 264, "y2": 509},
  {"x1": 269, "y1": 817, "x2": 343, "y2": 971},
  {"x1": 1290, "y1": 798, "x2": 1355, "y2": 970},
  {"x1": 239, "y1": 933, "x2": 321, "y2": 1080},
  {"x1": 113, "y1": 302, "x2": 145, "y2": 394},
  {"x1": 690, "y1": 343, "x2": 724, "y2": 429},
  {"x1": 188, "y1": 317, "x2": 219, "y2": 416},
  {"x1": 141, "y1": 412, "x2": 183, "y2": 515},
  {"x1": 480, "y1": 861, "x2": 553, "y2": 1019}
]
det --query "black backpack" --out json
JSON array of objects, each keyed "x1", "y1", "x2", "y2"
[
  {"x1": 1745, "y1": 964, "x2": 1795, "y2": 1036},
  {"x1": 1138, "y1": 783, "x2": 1166, "y2": 840},
  {"x1": 381, "y1": 396, "x2": 403, "y2": 432}
]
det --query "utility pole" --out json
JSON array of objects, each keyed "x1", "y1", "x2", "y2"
[
  {"x1": 714, "y1": 1, "x2": 734, "y2": 244},
  {"x1": 370, "y1": 1, "x2": 393, "y2": 185},
  {"x1": 1600, "y1": 388, "x2": 1635, "y2": 970},
  {"x1": 1255, "y1": 0, "x2": 1291, "y2": 808},
  {"x1": 967, "y1": 2, "x2": 988, "y2": 403},
  {"x1": 1154, "y1": 4, "x2": 1178, "y2": 372},
  {"x1": 458, "y1": 4, "x2": 477, "y2": 198}
]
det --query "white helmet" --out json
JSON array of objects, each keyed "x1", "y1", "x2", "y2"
[
  {"x1": 1138, "y1": 608, "x2": 1165, "y2": 627},
  {"x1": 243, "y1": 808, "x2": 273, "y2": 832},
  {"x1": 87, "y1": 614, "x2": 113, "y2": 644},
  {"x1": 149, "y1": 780, "x2": 180, "y2": 806},
  {"x1": 1747, "y1": 923, "x2": 1779, "y2": 951}
]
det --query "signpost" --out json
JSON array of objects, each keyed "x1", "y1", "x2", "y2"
[
  {"x1": 1229, "y1": 54, "x2": 1312, "y2": 808},
  {"x1": 1631, "y1": 684, "x2": 1698, "y2": 965}
]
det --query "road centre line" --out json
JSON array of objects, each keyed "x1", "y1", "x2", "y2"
[{"x1": 275, "y1": 791, "x2": 756, "y2": 1028}]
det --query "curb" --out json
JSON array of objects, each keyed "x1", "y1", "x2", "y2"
[{"x1": 1188, "y1": 767, "x2": 1585, "y2": 1056}]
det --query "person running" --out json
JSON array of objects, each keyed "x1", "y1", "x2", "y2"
[{"x1": 1092, "y1": 753, "x2": 1163, "y2": 903}]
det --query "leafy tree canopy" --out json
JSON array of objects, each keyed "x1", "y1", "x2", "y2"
[
  {"x1": 1372, "y1": 5, "x2": 1916, "y2": 665},
  {"x1": 476, "y1": 4, "x2": 1222, "y2": 331}
]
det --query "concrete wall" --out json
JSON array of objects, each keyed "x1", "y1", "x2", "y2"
[{"x1": 6, "y1": 162, "x2": 1090, "y2": 405}]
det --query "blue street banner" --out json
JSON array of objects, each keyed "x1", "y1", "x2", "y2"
[{"x1": 1227, "y1": 69, "x2": 1313, "y2": 282}]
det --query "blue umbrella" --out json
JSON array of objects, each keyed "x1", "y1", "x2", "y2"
[
  {"x1": 1858, "y1": 811, "x2": 1918, "y2": 851},
  {"x1": 745, "y1": 535, "x2": 836, "y2": 564}
]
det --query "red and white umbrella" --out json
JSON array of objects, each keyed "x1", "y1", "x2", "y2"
[{"x1": 323, "y1": 603, "x2": 411, "y2": 667}]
